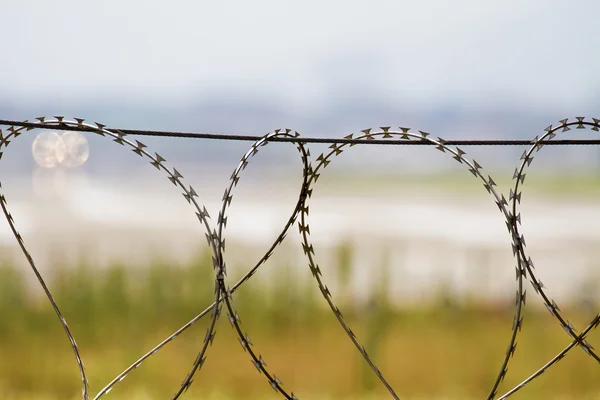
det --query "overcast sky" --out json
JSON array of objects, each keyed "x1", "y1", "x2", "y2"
[{"x1": 1, "y1": 1, "x2": 599, "y2": 110}]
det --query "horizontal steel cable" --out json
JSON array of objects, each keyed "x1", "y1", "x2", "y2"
[{"x1": 2, "y1": 118, "x2": 600, "y2": 145}]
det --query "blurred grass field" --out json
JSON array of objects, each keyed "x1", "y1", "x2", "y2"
[
  {"x1": 320, "y1": 170, "x2": 600, "y2": 199},
  {"x1": 2, "y1": 170, "x2": 600, "y2": 399},
  {"x1": 0, "y1": 244, "x2": 599, "y2": 400}
]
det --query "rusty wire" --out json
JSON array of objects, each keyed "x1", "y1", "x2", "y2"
[{"x1": 0, "y1": 116, "x2": 599, "y2": 399}]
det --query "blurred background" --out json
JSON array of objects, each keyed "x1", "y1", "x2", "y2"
[{"x1": 1, "y1": 1, "x2": 600, "y2": 399}]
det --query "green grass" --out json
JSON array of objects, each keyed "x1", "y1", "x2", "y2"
[
  {"x1": 0, "y1": 246, "x2": 599, "y2": 400},
  {"x1": 318, "y1": 170, "x2": 600, "y2": 198}
]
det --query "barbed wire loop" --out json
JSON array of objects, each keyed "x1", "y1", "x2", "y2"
[{"x1": 0, "y1": 116, "x2": 599, "y2": 398}]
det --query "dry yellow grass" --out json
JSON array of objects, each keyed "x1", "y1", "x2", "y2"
[{"x1": 1, "y1": 254, "x2": 599, "y2": 399}]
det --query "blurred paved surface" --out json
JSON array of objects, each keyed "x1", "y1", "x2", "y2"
[{"x1": 1, "y1": 173, "x2": 599, "y2": 305}]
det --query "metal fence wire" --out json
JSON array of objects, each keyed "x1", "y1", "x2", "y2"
[{"x1": 1, "y1": 116, "x2": 599, "y2": 400}]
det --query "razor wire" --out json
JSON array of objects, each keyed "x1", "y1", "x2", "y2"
[{"x1": 0, "y1": 116, "x2": 599, "y2": 400}]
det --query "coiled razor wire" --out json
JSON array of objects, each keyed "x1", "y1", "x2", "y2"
[{"x1": 0, "y1": 116, "x2": 599, "y2": 399}]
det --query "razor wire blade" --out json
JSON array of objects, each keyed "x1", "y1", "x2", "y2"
[{"x1": 0, "y1": 116, "x2": 599, "y2": 400}]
